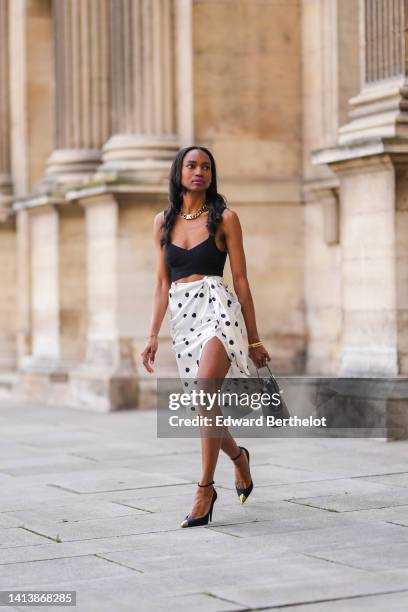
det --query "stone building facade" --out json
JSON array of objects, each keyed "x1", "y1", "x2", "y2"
[{"x1": 0, "y1": 0, "x2": 404, "y2": 412}]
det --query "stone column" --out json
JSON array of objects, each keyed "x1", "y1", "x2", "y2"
[
  {"x1": 0, "y1": 0, "x2": 17, "y2": 377},
  {"x1": 302, "y1": 0, "x2": 360, "y2": 375},
  {"x1": 98, "y1": 0, "x2": 179, "y2": 182},
  {"x1": 30, "y1": 206, "x2": 60, "y2": 365},
  {"x1": 15, "y1": 208, "x2": 31, "y2": 366},
  {"x1": 9, "y1": 0, "x2": 54, "y2": 391},
  {"x1": 45, "y1": 0, "x2": 111, "y2": 184},
  {"x1": 65, "y1": 0, "x2": 182, "y2": 411},
  {"x1": 17, "y1": 201, "x2": 87, "y2": 404},
  {"x1": 9, "y1": 1, "x2": 92, "y2": 405},
  {"x1": 0, "y1": 0, "x2": 12, "y2": 216},
  {"x1": 9, "y1": 0, "x2": 53, "y2": 196},
  {"x1": 338, "y1": 0, "x2": 407, "y2": 143},
  {"x1": 312, "y1": 0, "x2": 408, "y2": 438},
  {"x1": 69, "y1": 194, "x2": 139, "y2": 412},
  {"x1": 17, "y1": 204, "x2": 62, "y2": 400}
]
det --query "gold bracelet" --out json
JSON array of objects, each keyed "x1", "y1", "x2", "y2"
[{"x1": 248, "y1": 340, "x2": 263, "y2": 349}]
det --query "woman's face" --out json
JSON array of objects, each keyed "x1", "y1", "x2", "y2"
[{"x1": 180, "y1": 149, "x2": 212, "y2": 194}]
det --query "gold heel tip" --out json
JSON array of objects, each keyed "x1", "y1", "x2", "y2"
[
  {"x1": 180, "y1": 515, "x2": 189, "y2": 528},
  {"x1": 239, "y1": 494, "x2": 246, "y2": 504}
]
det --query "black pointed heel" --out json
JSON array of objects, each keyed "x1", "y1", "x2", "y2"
[
  {"x1": 180, "y1": 480, "x2": 217, "y2": 528},
  {"x1": 231, "y1": 446, "x2": 253, "y2": 504}
]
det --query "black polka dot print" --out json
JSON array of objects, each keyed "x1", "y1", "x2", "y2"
[{"x1": 168, "y1": 276, "x2": 252, "y2": 394}]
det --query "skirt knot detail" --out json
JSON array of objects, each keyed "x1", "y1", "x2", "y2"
[{"x1": 168, "y1": 275, "x2": 251, "y2": 385}]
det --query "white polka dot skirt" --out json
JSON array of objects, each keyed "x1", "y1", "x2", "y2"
[{"x1": 168, "y1": 275, "x2": 252, "y2": 387}]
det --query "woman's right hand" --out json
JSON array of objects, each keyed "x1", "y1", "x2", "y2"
[{"x1": 140, "y1": 337, "x2": 158, "y2": 373}]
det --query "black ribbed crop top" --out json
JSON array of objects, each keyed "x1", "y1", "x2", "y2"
[{"x1": 166, "y1": 232, "x2": 227, "y2": 282}]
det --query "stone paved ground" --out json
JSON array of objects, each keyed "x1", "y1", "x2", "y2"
[{"x1": 1, "y1": 398, "x2": 408, "y2": 611}]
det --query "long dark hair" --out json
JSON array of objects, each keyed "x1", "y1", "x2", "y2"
[{"x1": 159, "y1": 146, "x2": 227, "y2": 247}]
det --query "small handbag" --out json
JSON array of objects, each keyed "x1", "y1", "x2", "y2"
[{"x1": 255, "y1": 363, "x2": 290, "y2": 423}]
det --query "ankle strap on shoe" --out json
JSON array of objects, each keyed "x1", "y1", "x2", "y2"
[
  {"x1": 231, "y1": 448, "x2": 242, "y2": 462},
  {"x1": 197, "y1": 480, "x2": 214, "y2": 487}
]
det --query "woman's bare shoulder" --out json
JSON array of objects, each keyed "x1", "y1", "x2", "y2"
[
  {"x1": 153, "y1": 211, "x2": 167, "y2": 244},
  {"x1": 154, "y1": 210, "x2": 166, "y2": 225},
  {"x1": 221, "y1": 206, "x2": 241, "y2": 227}
]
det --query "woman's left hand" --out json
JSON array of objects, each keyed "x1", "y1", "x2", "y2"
[{"x1": 248, "y1": 344, "x2": 271, "y2": 369}]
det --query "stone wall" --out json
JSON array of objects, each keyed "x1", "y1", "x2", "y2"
[
  {"x1": 0, "y1": 0, "x2": 406, "y2": 418},
  {"x1": 192, "y1": 0, "x2": 305, "y2": 372}
]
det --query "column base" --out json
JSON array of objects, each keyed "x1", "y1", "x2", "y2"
[
  {"x1": 339, "y1": 347, "x2": 399, "y2": 378},
  {"x1": 338, "y1": 79, "x2": 408, "y2": 145},
  {"x1": 68, "y1": 364, "x2": 140, "y2": 412},
  {"x1": 99, "y1": 134, "x2": 179, "y2": 184},
  {"x1": 0, "y1": 372, "x2": 19, "y2": 400},
  {"x1": 315, "y1": 377, "x2": 408, "y2": 441},
  {"x1": 17, "y1": 356, "x2": 71, "y2": 406},
  {"x1": 0, "y1": 174, "x2": 13, "y2": 218},
  {"x1": 45, "y1": 148, "x2": 102, "y2": 186},
  {"x1": 15, "y1": 355, "x2": 146, "y2": 412}
]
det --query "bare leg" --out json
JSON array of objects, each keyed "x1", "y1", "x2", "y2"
[
  {"x1": 183, "y1": 336, "x2": 229, "y2": 520},
  {"x1": 184, "y1": 336, "x2": 251, "y2": 520}
]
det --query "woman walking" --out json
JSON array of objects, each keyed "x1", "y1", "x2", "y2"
[{"x1": 141, "y1": 146, "x2": 270, "y2": 528}]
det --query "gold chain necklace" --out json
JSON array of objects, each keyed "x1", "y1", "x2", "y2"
[{"x1": 179, "y1": 203, "x2": 208, "y2": 220}]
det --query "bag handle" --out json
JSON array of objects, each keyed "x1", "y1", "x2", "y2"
[
  {"x1": 255, "y1": 363, "x2": 284, "y2": 394},
  {"x1": 255, "y1": 362, "x2": 274, "y2": 381}
]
